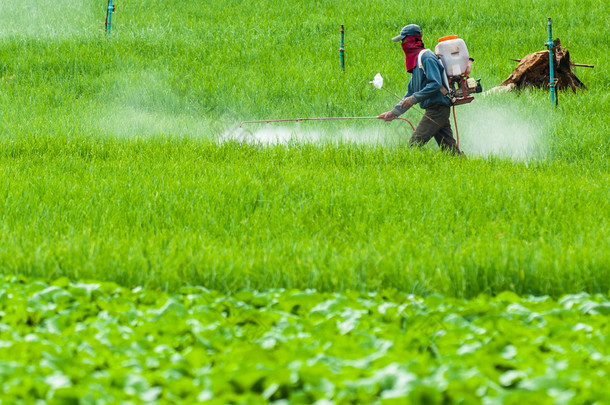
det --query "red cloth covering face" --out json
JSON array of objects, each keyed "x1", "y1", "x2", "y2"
[{"x1": 401, "y1": 36, "x2": 424, "y2": 73}]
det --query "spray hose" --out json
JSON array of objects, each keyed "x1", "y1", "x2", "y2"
[
  {"x1": 452, "y1": 105, "x2": 460, "y2": 148},
  {"x1": 378, "y1": 85, "x2": 450, "y2": 136},
  {"x1": 239, "y1": 116, "x2": 415, "y2": 131},
  {"x1": 371, "y1": 74, "x2": 462, "y2": 147}
]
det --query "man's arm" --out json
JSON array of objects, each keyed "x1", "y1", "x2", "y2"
[
  {"x1": 390, "y1": 90, "x2": 416, "y2": 117},
  {"x1": 379, "y1": 80, "x2": 414, "y2": 120},
  {"x1": 379, "y1": 92, "x2": 416, "y2": 120}
]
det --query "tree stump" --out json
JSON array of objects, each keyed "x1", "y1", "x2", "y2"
[{"x1": 500, "y1": 39, "x2": 585, "y2": 93}]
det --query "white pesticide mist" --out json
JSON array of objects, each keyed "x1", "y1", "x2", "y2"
[
  {"x1": 455, "y1": 96, "x2": 549, "y2": 161},
  {"x1": 219, "y1": 124, "x2": 409, "y2": 146},
  {"x1": 97, "y1": 69, "x2": 212, "y2": 139},
  {"x1": 0, "y1": 0, "x2": 96, "y2": 38},
  {"x1": 220, "y1": 127, "x2": 319, "y2": 145},
  {"x1": 221, "y1": 101, "x2": 548, "y2": 161},
  {"x1": 102, "y1": 106, "x2": 210, "y2": 139}
]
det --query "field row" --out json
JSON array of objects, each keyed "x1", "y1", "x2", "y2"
[
  {"x1": 1, "y1": 276, "x2": 609, "y2": 403},
  {"x1": 0, "y1": 140, "x2": 608, "y2": 296}
]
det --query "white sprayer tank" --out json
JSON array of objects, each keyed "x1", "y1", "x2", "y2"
[{"x1": 435, "y1": 35, "x2": 470, "y2": 77}]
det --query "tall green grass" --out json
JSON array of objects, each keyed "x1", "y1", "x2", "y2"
[
  {"x1": 0, "y1": 137, "x2": 607, "y2": 297},
  {"x1": 0, "y1": 0, "x2": 608, "y2": 296}
]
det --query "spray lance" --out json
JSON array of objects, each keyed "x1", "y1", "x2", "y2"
[
  {"x1": 238, "y1": 115, "x2": 415, "y2": 131},
  {"x1": 237, "y1": 74, "x2": 415, "y2": 131},
  {"x1": 236, "y1": 25, "x2": 417, "y2": 134}
]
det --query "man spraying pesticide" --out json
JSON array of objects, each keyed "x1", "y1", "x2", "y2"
[
  {"x1": 236, "y1": 23, "x2": 479, "y2": 144},
  {"x1": 378, "y1": 24, "x2": 481, "y2": 156}
]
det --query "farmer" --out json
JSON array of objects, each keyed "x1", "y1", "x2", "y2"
[{"x1": 378, "y1": 24, "x2": 464, "y2": 156}]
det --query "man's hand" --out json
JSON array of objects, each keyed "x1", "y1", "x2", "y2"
[
  {"x1": 400, "y1": 96, "x2": 416, "y2": 110},
  {"x1": 377, "y1": 111, "x2": 396, "y2": 121}
]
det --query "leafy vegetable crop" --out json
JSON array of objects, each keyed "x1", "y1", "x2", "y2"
[{"x1": 1, "y1": 276, "x2": 608, "y2": 404}]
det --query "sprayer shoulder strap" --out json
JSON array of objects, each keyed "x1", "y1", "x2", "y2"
[
  {"x1": 418, "y1": 49, "x2": 451, "y2": 94},
  {"x1": 417, "y1": 49, "x2": 433, "y2": 73}
]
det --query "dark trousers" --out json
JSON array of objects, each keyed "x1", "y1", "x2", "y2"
[{"x1": 409, "y1": 105, "x2": 463, "y2": 155}]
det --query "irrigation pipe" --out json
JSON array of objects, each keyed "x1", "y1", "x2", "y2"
[{"x1": 239, "y1": 116, "x2": 416, "y2": 131}]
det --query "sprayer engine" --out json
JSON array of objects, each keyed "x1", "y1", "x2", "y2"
[
  {"x1": 448, "y1": 74, "x2": 483, "y2": 105},
  {"x1": 435, "y1": 35, "x2": 483, "y2": 105}
]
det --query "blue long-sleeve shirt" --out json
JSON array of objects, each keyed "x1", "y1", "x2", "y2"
[{"x1": 392, "y1": 49, "x2": 452, "y2": 115}]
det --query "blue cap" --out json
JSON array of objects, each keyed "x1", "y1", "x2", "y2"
[{"x1": 392, "y1": 24, "x2": 422, "y2": 41}]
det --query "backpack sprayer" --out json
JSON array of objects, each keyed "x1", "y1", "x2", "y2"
[{"x1": 434, "y1": 35, "x2": 482, "y2": 105}]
